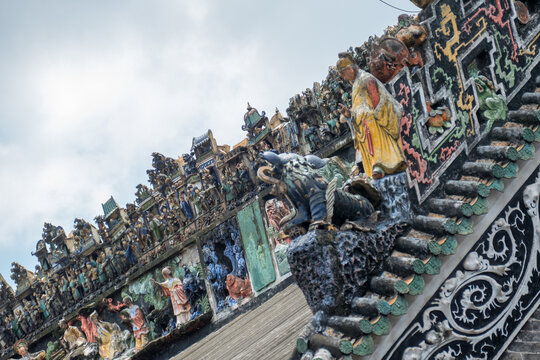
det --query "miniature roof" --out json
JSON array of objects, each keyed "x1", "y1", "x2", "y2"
[
  {"x1": 31, "y1": 240, "x2": 48, "y2": 257},
  {"x1": 102, "y1": 196, "x2": 119, "y2": 218},
  {"x1": 192, "y1": 130, "x2": 213, "y2": 149},
  {"x1": 243, "y1": 102, "x2": 266, "y2": 130}
]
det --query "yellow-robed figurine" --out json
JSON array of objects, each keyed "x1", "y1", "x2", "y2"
[{"x1": 337, "y1": 54, "x2": 407, "y2": 179}]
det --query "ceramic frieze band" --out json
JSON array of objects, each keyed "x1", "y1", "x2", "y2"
[{"x1": 384, "y1": 164, "x2": 540, "y2": 360}]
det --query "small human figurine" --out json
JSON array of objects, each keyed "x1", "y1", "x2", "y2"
[
  {"x1": 14, "y1": 309, "x2": 29, "y2": 336},
  {"x1": 13, "y1": 339, "x2": 46, "y2": 360},
  {"x1": 78, "y1": 269, "x2": 89, "y2": 295},
  {"x1": 91, "y1": 255, "x2": 106, "y2": 286},
  {"x1": 179, "y1": 194, "x2": 194, "y2": 221},
  {"x1": 151, "y1": 267, "x2": 191, "y2": 327},
  {"x1": 264, "y1": 198, "x2": 291, "y2": 246},
  {"x1": 21, "y1": 300, "x2": 35, "y2": 330},
  {"x1": 39, "y1": 295, "x2": 50, "y2": 319},
  {"x1": 135, "y1": 219, "x2": 151, "y2": 249},
  {"x1": 120, "y1": 296, "x2": 149, "y2": 351},
  {"x1": 59, "y1": 275, "x2": 73, "y2": 305},
  {"x1": 190, "y1": 188, "x2": 203, "y2": 216},
  {"x1": 77, "y1": 313, "x2": 98, "y2": 344},
  {"x1": 124, "y1": 240, "x2": 138, "y2": 268},
  {"x1": 89, "y1": 311, "x2": 126, "y2": 360},
  {"x1": 73, "y1": 237, "x2": 82, "y2": 255},
  {"x1": 300, "y1": 122, "x2": 311, "y2": 147},
  {"x1": 98, "y1": 252, "x2": 113, "y2": 282},
  {"x1": 94, "y1": 215, "x2": 110, "y2": 242},
  {"x1": 201, "y1": 168, "x2": 216, "y2": 190},
  {"x1": 112, "y1": 247, "x2": 127, "y2": 274},
  {"x1": 225, "y1": 275, "x2": 252, "y2": 301},
  {"x1": 50, "y1": 291, "x2": 61, "y2": 316},
  {"x1": 148, "y1": 213, "x2": 163, "y2": 242},
  {"x1": 222, "y1": 178, "x2": 235, "y2": 204},
  {"x1": 59, "y1": 318, "x2": 86, "y2": 350},
  {"x1": 337, "y1": 54, "x2": 407, "y2": 179},
  {"x1": 236, "y1": 162, "x2": 251, "y2": 193},
  {"x1": 90, "y1": 263, "x2": 100, "y2": 290}
]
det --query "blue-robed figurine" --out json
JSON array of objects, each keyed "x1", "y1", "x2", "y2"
[
  {"x1": 179, "y1": 194, "x2": 194, "y2": 220},
  {"x1": 125, "y1": 241, "x2": 137, "y2": 266}
]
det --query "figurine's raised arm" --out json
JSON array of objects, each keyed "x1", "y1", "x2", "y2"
[
  {"x1": 150, "y1": 278, "x2": 169, "y2": 296},
  {"x1": 152, "y1": 267, "x2": 191, "y2": 328}
]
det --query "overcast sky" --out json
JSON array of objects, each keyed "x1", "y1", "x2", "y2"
[{"x1": 0, "y1": 0, "x2": 419, "y2": 288}]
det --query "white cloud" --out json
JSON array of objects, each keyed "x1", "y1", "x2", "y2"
[{"x1": 0, "y1": 0, "x2": 420, "y2": 285}]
